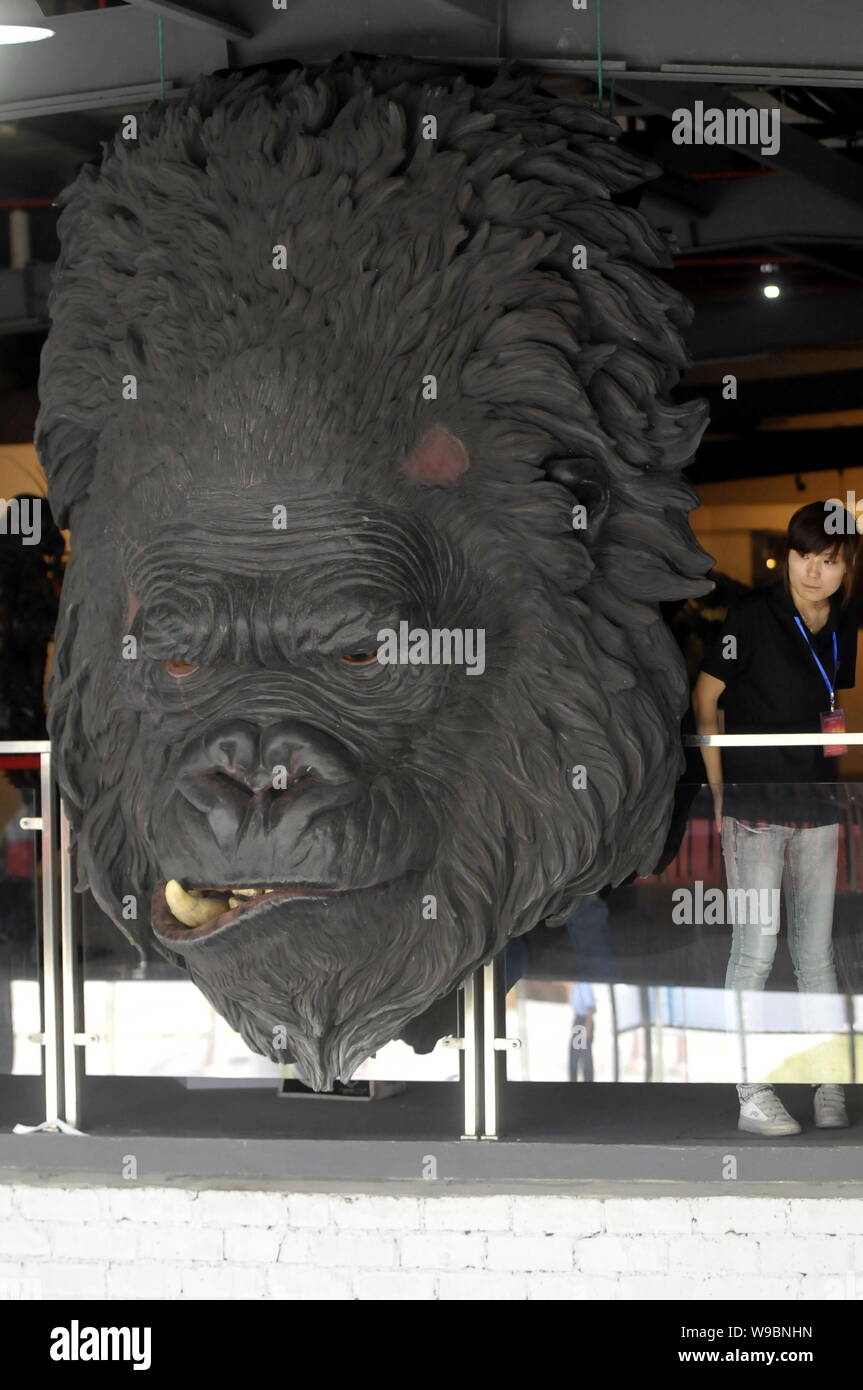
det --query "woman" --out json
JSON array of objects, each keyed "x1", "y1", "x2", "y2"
[{"x1": 693, "y1": 501, "x2": 858, "y2": 1136}]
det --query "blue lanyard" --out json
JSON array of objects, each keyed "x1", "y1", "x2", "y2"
[{"x1": 793, "y1": 617, "x2": 838, "y2": 711}]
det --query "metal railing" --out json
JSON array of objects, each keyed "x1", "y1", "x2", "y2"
[{"x1": 687, "y1": 734, "x2": 863, "y2": 746}]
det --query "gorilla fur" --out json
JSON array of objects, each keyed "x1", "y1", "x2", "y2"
[{"x1": 37, "y1": 55, "x2": 712, "y2": 1090}]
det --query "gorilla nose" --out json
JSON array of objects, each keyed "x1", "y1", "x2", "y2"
[{"x1": 175, "y1": 718, "x2": 359, "y2": 833}]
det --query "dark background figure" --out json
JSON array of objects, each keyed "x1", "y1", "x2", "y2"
[
  {"x1": 0, "y1": 493, "x2": 64, "y2": 744},
  {"x1": 653, "y1": 574, "x2": 752, "y2": 876},
  {"x1": 568, "y1": 980, "x2": 597, "y2": 1082}
]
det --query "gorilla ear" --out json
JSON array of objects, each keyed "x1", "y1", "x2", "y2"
[
  {"x1": 402, "y1": 425, "x2": 469, "y2": 486},
  {"x1": 544, "y1": 456, "x2": 610, "y2": 539}
]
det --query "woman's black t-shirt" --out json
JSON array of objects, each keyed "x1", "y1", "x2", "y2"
[{"x1": 700, "y1": 581, "x2": 858, "y2": 825}]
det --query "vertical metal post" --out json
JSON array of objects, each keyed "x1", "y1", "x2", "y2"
[
  {"x1": 640, "y1": 985, "x2": 653, "y2": 1081},
  {"x1": 482, "y1": 960, "x2": 500, "y2": 1140},
  {"x1": 653, "y1": 986, "x2": 664, "y2": 1082},
  {"x1": 460, "y1": 971, "x2": 480, "y2": 1139},
  {"x1": 482, "y1": 961, "x2": 496, "y2": 1138},
  {"x1": 481, "y1": 955, "x2": 521, "y2": 1140},
  {"x1": 735, "y1": 989, "x2": 749, "y2": 1084},
  {"x1": 38, "y1": 749, "x2": 62, "y2": 1125},
  {"x1": 610, "y1": 983, "x2": 620, "y2": 1083},
  {"x1": 60, "y1": 803, "x2": 80, "y2": 1130}
]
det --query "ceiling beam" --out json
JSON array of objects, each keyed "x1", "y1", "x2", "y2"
[
  {"x1": 616, "y1": 80, "x2": 863, "y2": 209},
  {"x1": 501, "y1": 0, "x2": 863, "y2": 75},
  {"x1": 770, "y1": 240, "x2": 863, "y2": 288},
  {"x1": 691, "y1": 427, "x2": 863, "y2": 482},
  {"x1": 423, "y1": 0, "x2": 498, "y2": 18},
  {"x1": 123, "y1": 1, "x2": 252, "y2": 42},
  {"x1": 642, "y1": 170, "x2": 863, "y2": 258},
  {"x1": 684, "y1": 347, "x2": 863, "y2": 384},
  {"x1": 0, "y1": 9, "x2": 227, "y2": 116},
  {"x1": 685, "y1": 289, "x2": 863, "y2": 361}
]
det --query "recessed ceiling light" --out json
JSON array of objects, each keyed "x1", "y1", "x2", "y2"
[
  {"x1": 763, "y1": 283, "x2": 781, "y2": 299},
  {"x1": 0, "y1": 0, "x2": 54, "y2": 45}
]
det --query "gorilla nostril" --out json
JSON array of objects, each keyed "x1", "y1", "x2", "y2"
[
  {"x1": 211, "y1": 727, "x2": 258, "y2": 769},
  {"x1": 175, "y1": 718, "x2": 357, "y2": 821},
  {"x1": 209, "y1": 767, "x2": 260, "y2": 798},
  {"x1": 261, "y1": 721, "x2": 359, "y2": 787},
  {"x1": 245, "y1": 764, "x2": 309, "y2": 795},
  {"x1": 205, "y1": 762, "x2": 312, "y2": 797}
]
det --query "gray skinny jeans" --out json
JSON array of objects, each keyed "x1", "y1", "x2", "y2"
[{"x1": 720, "y1": 815, "x2": 840, "y2": 1099}]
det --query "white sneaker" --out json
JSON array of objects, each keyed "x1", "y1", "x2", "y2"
[
  {"x1": 813, "y1": 1084, "x2": 849, "y2": 1129},
  {"x1": 738, "y1": 1086, "x2": 802, "y2": 1136}
]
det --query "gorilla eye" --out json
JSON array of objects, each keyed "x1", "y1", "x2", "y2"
[
  {"x1": 164, "y1": 659, "x2": 199, "y2": 678},
  {"x1": 341, "y1": 651, "x2": 378, "y2": 665}
]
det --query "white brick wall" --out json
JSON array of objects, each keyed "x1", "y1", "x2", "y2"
[{"x1": 2, "y1": 1184, "x2": 863, "y2": 1300}]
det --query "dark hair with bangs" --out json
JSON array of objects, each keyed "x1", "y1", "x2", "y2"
[{"x1": 783, "y1": 500, "x2": 859, "y2": 603}]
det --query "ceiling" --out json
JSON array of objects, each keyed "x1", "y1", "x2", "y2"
[{"x1": 2, "y1": 0, "x2": 863, "y2": 484}]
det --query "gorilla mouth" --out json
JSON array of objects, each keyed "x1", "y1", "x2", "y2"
[{"x1": 151, "y1": 878, "x2": 360, "y2": 944}]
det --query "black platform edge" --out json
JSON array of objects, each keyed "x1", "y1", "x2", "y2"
[
  {"x1": 3, "y1": 1133, "x2": 863, "y2": 1194},
  {"x1": 4, "y1": 1078, "x2": 863, "y2": 1192}
]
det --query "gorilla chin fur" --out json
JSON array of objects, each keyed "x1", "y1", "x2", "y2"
[{"x1": 37, "y1": 54, "x2": 713, "y2": 1090}]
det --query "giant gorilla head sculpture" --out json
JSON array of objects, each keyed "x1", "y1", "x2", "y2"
[{"x1": 37, "y1": 55, "x2": 712, "y2": 1089}]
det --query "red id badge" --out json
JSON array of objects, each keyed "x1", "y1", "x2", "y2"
[{"x1": 822, "y1": 708, "x2": 847, "y2": 757}]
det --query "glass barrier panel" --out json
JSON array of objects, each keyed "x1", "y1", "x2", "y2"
[
  {"x1": 80, "y1": 890, "x2": 458, "y2": 1085},
  {"x1": 502, "y1": 783, "x2": 863, "y2": 1086}
]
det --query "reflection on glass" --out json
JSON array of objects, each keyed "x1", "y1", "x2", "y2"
[
  {"x1": 81, "y1": 893, "x2": 457, "y2": 1083},
  {"x1": 505, "y1": 784, "x2": 863, "y2": 1084}
]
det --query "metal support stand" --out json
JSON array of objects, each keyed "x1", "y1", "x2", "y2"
[
  {"x1": 456, "y1": 971, "x2": 481, "y2": 1138},
  {"x1": 37, "y1": 747, "x2": 63, "y2": 1128},
  {"x1": 482, "y1": 958, "x2": 520, "y2": 1140},
  {"x1": 449, "y1": 958, "x2": 520, "y2": 1138},
  {"x1": 59, "y1": 802, "x2": 86, "y2": 1131}
]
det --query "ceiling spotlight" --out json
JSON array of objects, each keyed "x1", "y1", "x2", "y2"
[
  {"x1": 763, "y1": 283, "x2": 781, "y2": 299},
  {"x1": 0, "y1": 0, "x2": 53, "y2": 45},
  {"x1": 759, "y1": 262, "x2": 779, "y2": 273}
]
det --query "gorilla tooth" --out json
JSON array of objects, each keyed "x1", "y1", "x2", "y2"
[
  {"x1": 228, "y1": 896, "x2": 242, "y2": 909},
  {"x1": 165, "y1": 879, "x2": 227, "y2": 928},
  {"x1": 232, "y1": 889, "x2": 258, "y2": 897}
]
